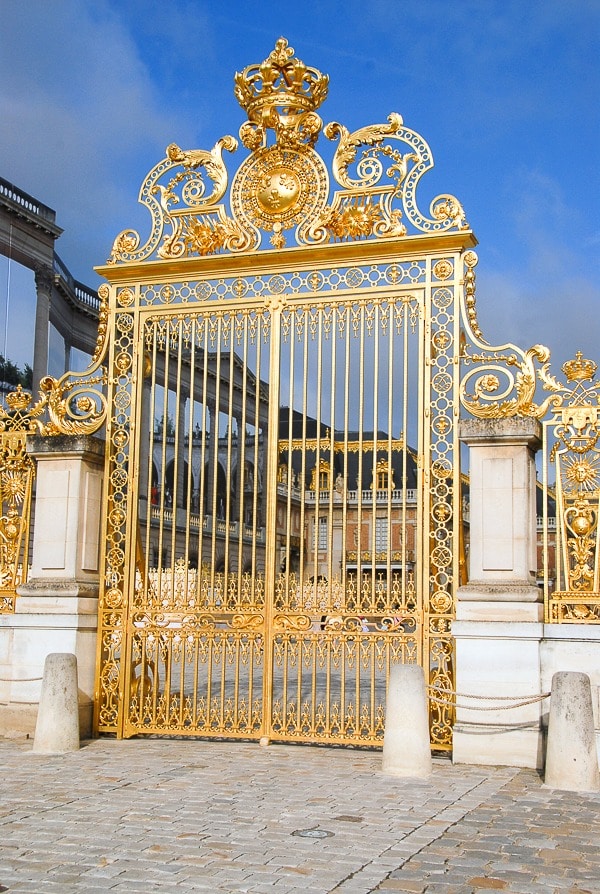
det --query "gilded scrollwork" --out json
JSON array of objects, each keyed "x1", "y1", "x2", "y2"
[
  {"x1": 325, "y1": 114, "x2": 410, "y2": 189},
  {"x1": 38, "y1": 373, "x2": 107, "y2": 436},
  {"x1": 0, "y1": 432, "x2": 34, "y2": 612},
  {"x1": 0, "y1": 372, "x2": 106, "y2": 437},
  {"x1": 460, "y1": 344, "x2": 557, "y2": 420},
  {"x1": 105, "y1": 38, "x2": 472, "y2": 265}
]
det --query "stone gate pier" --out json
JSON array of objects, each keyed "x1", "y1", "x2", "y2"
[
  {"x1": 0, "y1": 435, "x2": 104, "y2": 737},
  {"x1": 453, "y1": 417, "x2": 600, "y2": 769}
]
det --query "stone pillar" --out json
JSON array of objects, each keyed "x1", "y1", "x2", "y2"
[
  {"x1": 452, "y1": 417, "x2": 545, "y2": 768},
  {"x1": 234, "y1": 416, "x2": 243, "y2": 524},
  {"x1": 33, "y1": 264, "x2": 53, "y2": 389},
  {"x1": 175, "y1": 392, "x2": 188, "y2": 509},
  {"x1": 206, "y1": 400, "x2": 218, "y2": 517},
  {"x1": 0, "y1": 435, "x2": 104, "y2": 738}
]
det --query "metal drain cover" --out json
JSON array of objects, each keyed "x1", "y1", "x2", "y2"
[{"x1": 292, "y1": 828, "x2": 334, "y2": 839}]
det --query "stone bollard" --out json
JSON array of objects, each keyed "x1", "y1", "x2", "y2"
[
  {"x1": 32, "y1": 653, "x2": 80, "y2": 754},
  {"x1": 382, "y1": 664, "x2": 432, "y2": 777},
  {"x1": 544, "y1": 671, "x2": 600, "y2": 792}
]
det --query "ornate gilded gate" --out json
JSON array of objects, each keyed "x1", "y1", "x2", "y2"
[{"x1": 94, "y1": 39, "x2": 476, "y2": 748}]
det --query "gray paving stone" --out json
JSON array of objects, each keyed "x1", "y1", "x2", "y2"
[{"x1": 0, "y1": 737, "x2": 599, "y2": 894}]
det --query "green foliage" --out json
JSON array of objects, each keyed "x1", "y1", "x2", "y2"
[{"x1": 0, "y1": 355, "x2": 32, "y2": 389}]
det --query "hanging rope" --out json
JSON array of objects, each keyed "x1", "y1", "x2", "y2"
[
  {"x1": 0, "y1": 675, "x2": 43, "y2": 682},
  {"x1": 427, "y1": 685, "x2": 550, "y2": 711}
]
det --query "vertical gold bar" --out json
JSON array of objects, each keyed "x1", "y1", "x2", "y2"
[
  {"x1": 197, "y1": 315, "x2": 210, "y2": 576},
  {"x1": 356, "y1": 303, "x2": 365, "y2": 594},
  {"x1": 327, "y1": 304, "x2": 337, "y2": 593},
  {"x1": 169, "y1": 317, "x2": 183, "y2": 575},
  {"x1": 298, "y1": 308, "x2": 309, "y2": 594},
  {"x1": 236, "y1": 310, "x2": 249, "y2": 581},
  {"x1": 401, "y1": 298, "x2": 410, "y2": 605},
  {"x1": 314, "y1": 306, "x2": 323, "y2": 593},
  {"x1": 386, "y1": 301, "x2": 394, "y2": 597},
  {"x1": 157, "y1": 320, "x2": 170, "y2": 578},
  {"x1": 224, "y1": 316, "x2": 235, "y2": 579},
  {"x1": 209, "y1": 314, "x2": 223, "y2": 583},
  {"x1": 261, "y1": 300, "x2": 280, "y2": 739},
  {"x1": 250, "y1": 310, "x2": 264, "y2": 580},
  {"x1": 184, "y1": 316, "x2": 197, "y2": 568},
  {"x1": 371, "y1": 302, "x2": 380, "y2": 599},
  {"x1": 341, "y1": 303, "x2": 351, "y2": 587}
]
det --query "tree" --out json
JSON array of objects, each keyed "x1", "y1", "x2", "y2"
[{"x1": 0, "y1": 355, "x2": 32, "y2": 390}]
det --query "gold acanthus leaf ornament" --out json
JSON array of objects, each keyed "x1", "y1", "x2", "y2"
[
  {"x1": 325, "y1": 114, "x2": 413, "y2": 189},
  {"x1": 164, "y1": 136, "x2": 238, "y2": 207},
  {"x1": 460, "y1": 345, "x2": 558, "y2": 419}
]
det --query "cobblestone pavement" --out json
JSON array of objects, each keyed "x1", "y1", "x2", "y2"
[{"x1": 0, "y1": 737, "x2": 598, "y2": 894}]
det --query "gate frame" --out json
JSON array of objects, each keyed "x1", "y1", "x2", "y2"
[{"x1": 93, "y1": 229, "x2": 476, "y2": 746}]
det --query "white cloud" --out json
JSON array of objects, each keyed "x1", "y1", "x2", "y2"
[{"x1": 0, "y1": 0, "x2": 198, "y2": 281}]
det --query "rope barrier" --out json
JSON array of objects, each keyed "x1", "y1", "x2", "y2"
[
  {"x1": 427, "y1": 685, "x2": 550, "y2": 711},
  {"x1": 0, "y1": 676, "x2": 43, "y2": 682}
]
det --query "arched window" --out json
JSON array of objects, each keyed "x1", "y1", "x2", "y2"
[
  {"x1": 372, "y1": 459, "x2": 395, "y2": 491},
  {"x1": 310, "y1": 458, "x2": 331, "y2": 491}
]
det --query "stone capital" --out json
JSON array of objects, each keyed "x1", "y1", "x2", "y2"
[{"x1": 460, "y1": 416, "x2": 542, "y2": 452}]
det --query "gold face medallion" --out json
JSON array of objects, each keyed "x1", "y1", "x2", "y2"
[{"x1": 231, "y1": 145, "x2": 328, "y2": 240}]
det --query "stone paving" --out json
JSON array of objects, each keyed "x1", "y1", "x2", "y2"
[{"x1": 0, "y1": 737, "x2": 598, "y2": 894}]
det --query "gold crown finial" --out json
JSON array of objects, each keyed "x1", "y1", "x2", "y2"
[
  {"x1": 234, "y1": 37, "x2": 329, "y2": 128},
  {"x1": 562, "y1": 352, "x2": 597, "y2": 382},
  {"x1": 4, "y1": 385, "x2": 32, "y2": 412}
]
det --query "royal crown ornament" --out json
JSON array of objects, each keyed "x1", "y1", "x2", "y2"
[
  {"x1": 562, "y1": 352, "x2": 597, "y2": 383},
  {"x1": 234, "y1": 37, "x2": 329, "y2": 149}
]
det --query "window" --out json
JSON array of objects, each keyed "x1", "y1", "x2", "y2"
[
  {"x1": 315, "y1": 516, "x2": 328, "y2": 550},
  {"x1": 375, "y1": 517, "x2": 389, "y2": 551},
  {"x1": 372, "y1": 459, "x2": 395, "y2": 491},
  {"x1": 310, "y1": 459, "x2": 331, "y2": 491}
]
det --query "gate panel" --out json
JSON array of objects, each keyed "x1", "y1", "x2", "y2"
[
  {"x1": 268, "y1": 293, "x2": 423, "y2": 743},
  {"x1": 124, "y1": 305, "x2": 271, "y2": 737}
]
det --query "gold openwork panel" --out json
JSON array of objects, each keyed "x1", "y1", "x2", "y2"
[
  {"x1": 541, "y1": 355, "x2": 600, "y2": 623},
  {"x1": 95, "y1": 251, "x2": 462, "y2": 749},
  {"x1": 0, "y1": 432, "x2": 34, "y2": 613}
]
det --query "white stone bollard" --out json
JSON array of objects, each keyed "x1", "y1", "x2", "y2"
[
  {"x1": 382, "y1": 664, "x2": 432, "y2": 777},
  {"x1": 544, "y1": 671, "x2": 600, "y2": 792},
  {"x1": 32, "y1": 653, "x2": 80, "y2": 754}
]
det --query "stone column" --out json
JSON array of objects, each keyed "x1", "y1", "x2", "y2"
[
  {"x1": 206, "y1": 399, "x2": 217, "y2": 517},
  {"x1": 234, "y1": 415, "x2": 243, "y2": 524},
  {"x1": 175, "y1": 391, "x2": 188, "y2": 509},
  {"x1": 33, "y1": 264, "x2": 53, "y2": 389},
  {"x1": 0, "y1": 435, "x2": 104, "y2": 738},
  {"x1": 452, "y1": 417, "x2": 545, "y2": 768}
]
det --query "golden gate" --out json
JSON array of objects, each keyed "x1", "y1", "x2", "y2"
[{"x1": 93, "y1": 38, "x2": 477, "y2": 747}]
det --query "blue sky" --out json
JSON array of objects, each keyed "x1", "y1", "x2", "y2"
[{"x1": 0, "y1": 0, "x2": 598, "y2": 375}]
